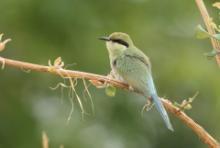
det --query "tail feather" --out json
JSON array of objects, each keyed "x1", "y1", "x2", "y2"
[
  {"x1": 147, "y1": 74, "x2": 174, "y2": 131},
  {"x1": 151, "y1": 94, "x2": 174, "y2": 131}
]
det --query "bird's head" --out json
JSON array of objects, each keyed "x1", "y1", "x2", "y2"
[{"x1": 99, "y1": 32, "x2": 134, "y2": 54}]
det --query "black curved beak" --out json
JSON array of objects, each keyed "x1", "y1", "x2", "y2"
[{"x1": 98, "y1": 36, "x2": 110, "y2": 41}]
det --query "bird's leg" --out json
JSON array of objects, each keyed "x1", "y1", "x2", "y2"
[{"x1": 142, "y1": 96, "x2": 154, "y2": 113}]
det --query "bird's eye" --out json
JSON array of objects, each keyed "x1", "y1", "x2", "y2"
[{"x1": 111, "y1": 39, "x2": 129, "y2": 47}]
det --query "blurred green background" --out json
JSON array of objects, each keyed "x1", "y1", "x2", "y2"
[{"x1": 0, "y1": 0, "x2": 220, "y2": 147}]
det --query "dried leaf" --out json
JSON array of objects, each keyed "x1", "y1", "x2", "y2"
[
  {"x1": 213, "y1": 2, "x2": 220, "y2": 9},
  {"x1": 48, "y1": 57, "x2": 64, "y2": 70},
  {"x1": 184, "y1": 104, "x2": 192, "y2": 110},
  {"x1": 54, "y1": 57, "x2": 64, "y2": 68}
]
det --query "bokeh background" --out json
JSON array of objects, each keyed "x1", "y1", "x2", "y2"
[{"x1": 0, "y1": 0, "x2": 220, "y2": 148}]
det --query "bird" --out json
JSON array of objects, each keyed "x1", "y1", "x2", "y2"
[{"x1": 99, "y1": 32, "x2": 174, "y2": 131}]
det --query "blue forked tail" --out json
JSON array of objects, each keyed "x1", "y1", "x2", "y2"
[
  {"x1": 151, "y1": 94, "x2": 174, "y2": 131},
  {"x1": 147, "y1": 74, "x2": 174, "y2": 131}
]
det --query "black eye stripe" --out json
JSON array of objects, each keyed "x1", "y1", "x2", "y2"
[{"x1": 111, "y1": 39, "x2": 129, "y2": 47}]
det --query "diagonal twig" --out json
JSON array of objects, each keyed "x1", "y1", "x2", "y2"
[{"x1": 195, "y1": 0, "x2": 220, "y2": 67}]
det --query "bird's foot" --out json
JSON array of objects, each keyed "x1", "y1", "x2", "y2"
[
  {"x1": 141, "y1": 98, "x2": 154, "y2": 116},
  {"x1": 142, "y1": 99, "x2": 154, "y2": 112}
]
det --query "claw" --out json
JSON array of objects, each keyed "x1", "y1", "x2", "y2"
[{"x1": 141, "y1": 97, "x2": 154, "y2": 116}]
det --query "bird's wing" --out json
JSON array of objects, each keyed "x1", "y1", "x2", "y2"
[
  {"x1": 114, "y1": 52, "x2": 151, "y2": 95},
  {"x1": 124, "y1": 48, "x2": 151, "y2": 70}
]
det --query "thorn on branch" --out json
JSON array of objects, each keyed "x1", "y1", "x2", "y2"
[{"x1": 0, "y1": 33, "x2": 11, "y2": 52}]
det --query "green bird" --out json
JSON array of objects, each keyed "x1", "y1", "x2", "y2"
[{"x1": 99, "y1": 32, "x2": 174, "y2": 131}]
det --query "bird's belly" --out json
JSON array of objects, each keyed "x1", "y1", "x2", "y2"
[
  {"x1": 112, "y1": 54, "x2": 152, "y2": 97},
  {"x1": 125, "y1": 76, "x2": 151, "y2": 97},
  {"x1": 115, "y1": 67, "x2": 151, "y2": 97}
]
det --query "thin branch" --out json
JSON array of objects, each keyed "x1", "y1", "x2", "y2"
[
  {"x1": 163, "y1": 99, "x2": 219, "y2": 148},
  {"x1": 0, "y1": 56, "x2": 219, "y2": 147},
  {"x1": 195, "y1": 0, "x2": 220, "y2": 67}
]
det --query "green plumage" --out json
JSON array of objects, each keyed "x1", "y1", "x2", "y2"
[{"x1": 112, "y1": 48, "x2": 151, "y2": 96}]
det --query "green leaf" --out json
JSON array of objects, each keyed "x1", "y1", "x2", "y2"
[
  {"x1": 212, "y1": 34, "x2": 220, "y2": 40},
  {"x1": 195, "y1": 25, "x2": 210, "y2": 39},
  {"x1": 105, "y1": 85, "x2": 116, "y2": 97},
  {"x1": 204, "y1": 50, "x2": 218, "y2": 59}
]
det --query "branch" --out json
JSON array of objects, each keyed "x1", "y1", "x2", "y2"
[
  {"x1": 195, "y1": 0, "x2": 220, "y2": 67},
  {"x1": 0, "y1": 56, "x2": 219, "y2": 147}
]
